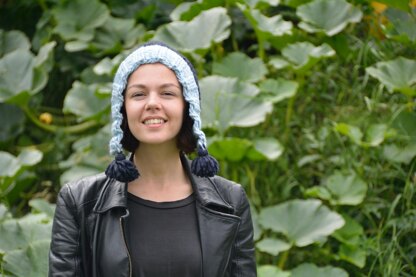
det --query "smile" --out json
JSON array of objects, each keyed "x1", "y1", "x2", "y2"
[{"x1": 143, "y1": 118, "x2": 166, "y2": 125}]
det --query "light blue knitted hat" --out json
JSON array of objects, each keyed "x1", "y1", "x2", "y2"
[{"x1": 105, "y1": 42, "x2": 219, "y2": 182}]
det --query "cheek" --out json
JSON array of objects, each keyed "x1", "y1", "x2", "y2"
[{"x1": 124, "y1": 101, "x2": 141, "y2": 119}]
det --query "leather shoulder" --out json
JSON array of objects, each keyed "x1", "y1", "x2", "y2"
[
  {"x1": 209, "y1": 175, "x2": 248, "y2": 214},
  {"x1": 60, "y1": 172, "x2": 109, "y2": 208}
]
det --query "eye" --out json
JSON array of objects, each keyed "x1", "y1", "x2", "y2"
[
  {"x1": 162, "y1": 91, "x2": 175, "y2": 96},
  {"x1": 131, "y1": 91, "x2": 145, "y2": 98}
]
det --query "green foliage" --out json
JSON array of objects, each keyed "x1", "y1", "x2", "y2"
[
  {"x1": 297, "y1": 0, "x2": 363, "y2": 36},
  {"x1": 258, "y1": 199, "x2": 345, "y2": 247},
  {"x1": 0, "y1": 200, "x2": 54, "y2": 276},
  {"x1": 1, "y1": 0, "x2": 415, "y2": 275},
  {"x1": 153, "y1": 7, "x2": 232, "y2": 52},
  {"x1": 366, "y1": 57, "x2": 416, "y2": 95}
]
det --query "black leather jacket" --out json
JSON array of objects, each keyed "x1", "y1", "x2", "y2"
[{"x1": 49, "y1": 158, "x2": 256, "y2": 277}]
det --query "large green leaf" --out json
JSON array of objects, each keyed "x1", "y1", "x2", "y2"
[
  {"x1": 291, "y1": 263, "x2": 348, "y2": 277},
  {"x1": 259, "y1": 199, "x2": 345, "y2": 247},
  {"x1": 60, "y1": 125, "x2": 111, "y2": 184},
  {"x1": 63, "y1": 81, "x2": 110, "y2": 120},
  {"x1": 17, "y1": 149, "x2": 43, "y2": 167},
  {"x1": 256, "y1": 238, "x2": 291, "y2": 256},
  {"x1": 391, "y1": 110, "x2": 416, "y2": 141},
  {"x1": 0, "y1": 203, "x2": 9, "y2": 220},
  {"x1": 0, "y1": 41, "x2": 53, "y2": 105},
  {"x1": 34, "y1": 41, "x2": 56, "y2": 73},
  {"x1": 29, "y1": 199, "x2": 56, "y2": 219},
  {"x1": 200, "y1": 76, "x2": 272, "y2": 133},
  {"x1": 365, "y1": 124, "x2": 391, "y2": 147},
  {"x1": 0, "y1": 30, "x2": 30, "y2": 58},
  {"x1": 0, "y1": 49, "x2": 34, "y2": 103},
  {"x1": 281, "y1": 42, "x2": 335, "y2": 71},
  {"x1": 94, "y1": 54, "x2": 126, "y2": 76},
  {"x1": 239, "y1": 6, "x2": 293, "y2": 37},
  {"x1": 259, "y1": 78, "x2": 298, "y2": 103},
  {"x1": 208, "y1": 137, "x2": 252, "y2": 162},
  {"x1": 332, "y1": 214, "x2": 364, "y2": 246},
  {"x1": 383, "y1": 143, "x2": 416, "y2": 164},
  {"x1": 170, "y1": 0, "x2": 224, "y2": 21},
  {"x1": 375, "y1": 0, "x2": 412, "y2": 12},
  {"x1": 323, "y1": 171, "x2": 367, "y2": 206},
  {"x1": 334, "y1": 123, "x2": 391, "y2": 147},
  {"x1": 384, "y1": 8, "x2": 416, "y2": 43},
  {"x1": 153, "y1": 7, "x2": 231, "y2": 52},
  {"x1": 243, "y1": 0, "x2": 281, "y2": 8},
  {"x1": 366, "y1": 57, "x2": 416, "y2": 96},
  {"x1": 3, "y1": 239, "x2": 50, "y2": 277},
  {"x1": 199, "y1": 75, "x2": 259, "y2": 97},
  {"x1": 258, "y1": 265, "x2": 291, "y2": 277},
  {"x1": 332, "y1": 214, "x2": 366, "y2": 268},
  {"x1": 60, "y1": 165, "x2": 102, "y2": 185},
  {"x1": 297, "y1": 0, "x2": 363, "y2": 36},
  {"x1": 91, "y1": 16, "x2": 146, "y2": 55},
  {"x1": 171, "y1": 2, "x2": 195, "y2": 21},
  {"x1": 208, "y1": 137, "x2": 283, "y2": 162},
  {"x1": 268, "y1": 57, "x2": 290, "y2": 70},
  {"x1": 0, "y1": 151, "x2": 20, "y2": 177},
  {"x1": 248, "y1": 138, "x2": 284, "y2": 161},
  {"x1": 0, "y1": 211, "x2": 52, "y2": 253},
  {"x1": 0, "y1": 103, "x2": 25, "y2": 141},
  {"x1": 212, "y1": 52, "x2": 268, "y2": 82},
  {"x1": 0, "y1": 149, "x2": 43, "y2": 197},
  {"x1": 283, "y1": 0, "x2": 312, "y2": 8},
  {"x1": 52, "y1": 0, "x2": 110, "y2": 50}
]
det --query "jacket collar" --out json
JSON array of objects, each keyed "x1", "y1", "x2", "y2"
[
  {"x1": 93, "y1": 154, "x2": 233, "y2": 214},
  {"x1": 181, "y1": 154, "x2": 234, "y2": 213},
  {"x1": 93, "y1": 177, "x2": 127, "y2": 213}
]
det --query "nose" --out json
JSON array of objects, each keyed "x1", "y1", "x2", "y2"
[{"x1": 145, "y1": 92, "x2": 161, "y2": 110}]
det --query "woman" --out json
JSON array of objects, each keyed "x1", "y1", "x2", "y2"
[{"x1": 49, "y1": 42, "x2": 256, "y2": 277}]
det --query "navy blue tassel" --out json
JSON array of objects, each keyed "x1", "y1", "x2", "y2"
[
  {"x1": 105, "y1": 153, "x2": 139, "y2": 182},
  {"x1": 191, "y1": 148, "x2": 219, "y2": 177}
]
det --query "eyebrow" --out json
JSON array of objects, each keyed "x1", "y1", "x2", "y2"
[{"x1": 126, "y1": 83, "x2": 181, "y2": 91}]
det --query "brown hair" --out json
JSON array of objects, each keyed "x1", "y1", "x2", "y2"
[{"x1": 120, "y1": 102, "x2": 197, "y2": 154}]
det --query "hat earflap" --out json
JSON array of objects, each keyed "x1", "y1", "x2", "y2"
[
  {"x1": 191, "y1": 147, "x2": 219, "y2": 177},
  {"x1": 105, "y1": 153, "x2": 139, "y2": 183}
]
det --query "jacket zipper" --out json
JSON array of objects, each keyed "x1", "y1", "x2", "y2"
[{"x1": 119, "y1": 216, "x2": 132, "y2": 277}]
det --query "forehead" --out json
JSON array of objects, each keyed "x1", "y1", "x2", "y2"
[{"x1": 128, "y1": 63, "x2": 179, "y2": 83}]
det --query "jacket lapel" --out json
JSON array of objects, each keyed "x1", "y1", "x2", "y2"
[
  {"x1": 188, "y1": 169, "x2": 242, "y2": 276},
  {"x1": 91, "y1": 177, "x2": 130, "y2": 277}
]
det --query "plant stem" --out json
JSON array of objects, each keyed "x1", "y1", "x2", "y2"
[
  {"x1": 278, "y1": 249, "x2": 289, "y2": 269},
  {"x1": 245, "y1": 164, "x2": 260, "y2": 206},
  {"x1": 22, "y1": 106, "x2": 100, "y2": 134},
  {"x1": 283, "y1": 73, "x2": 304, "y2": 142}
]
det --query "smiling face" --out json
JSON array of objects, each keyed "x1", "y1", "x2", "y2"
[{"x1": 124, "y1": 63, "x2": 185, "y2": 149}]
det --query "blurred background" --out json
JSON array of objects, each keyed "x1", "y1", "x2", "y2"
[{"x1": 0, "y1": 0, "x2": 415, "y2": 276}]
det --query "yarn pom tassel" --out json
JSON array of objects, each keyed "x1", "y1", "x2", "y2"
[
  {"x1": 191, "y1": 148, "x2": 219, "y2": 177},
  {"x1": 105, "y1": 153, "x2": 139, "y2": 182}
]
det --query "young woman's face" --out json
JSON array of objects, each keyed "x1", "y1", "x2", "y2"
[{"x1": 124, "y1": 63, "x2": 185, "y2": 148}]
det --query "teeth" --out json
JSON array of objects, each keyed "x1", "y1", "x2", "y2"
[{"x1": 144, "y1": 118, "x2": 164, "y2": 125}]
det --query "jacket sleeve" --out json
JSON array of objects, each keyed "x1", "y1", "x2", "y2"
[
  {"x1": 49, "y1": 185, "x2": 82, "y2": 277},
  {"x1": 230, "y1": 186, "x2": 257, "y2": 276}
]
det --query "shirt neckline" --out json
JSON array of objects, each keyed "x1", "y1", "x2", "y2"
[{"x1": 127, "y1": 192, "x2": 195, "y2": 209}]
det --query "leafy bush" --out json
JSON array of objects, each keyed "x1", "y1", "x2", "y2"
[{"x1": 0, "y1": 0, "x2": 415, "y2": 276}]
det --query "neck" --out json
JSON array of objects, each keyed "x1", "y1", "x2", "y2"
[
  {"x1": 129, "y1": 144, "x2": 192, "y2": 201},
  {"x1": 134, "y1": 145, "x2": 184, "y2": 181}
]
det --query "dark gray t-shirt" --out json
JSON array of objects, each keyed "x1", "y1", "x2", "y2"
[{"x1": 126, "y1": 192, "x2": 202, "y2": 277}]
